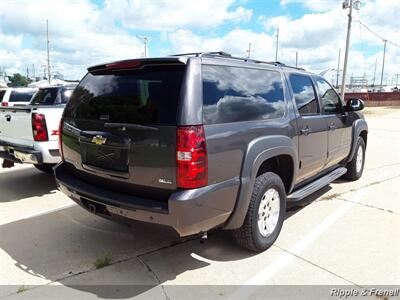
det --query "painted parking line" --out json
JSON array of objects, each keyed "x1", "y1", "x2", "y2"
[{"x1": 229, "y1": 171, "x2": 393, "y2": 300}]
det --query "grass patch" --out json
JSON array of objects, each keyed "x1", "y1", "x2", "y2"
[
  {"x1": 94, "y1": 253, "x2": 112, "y2": 269},
  {"x1": 17, "y1": 286, "x2": 28, "y2": 294}
]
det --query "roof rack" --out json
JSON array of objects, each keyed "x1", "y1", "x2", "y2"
[
  {"x1": 171, "y1": 51, "x2": 232, "y2": 57},
  {"x1": 171, "y1": 51, "x2": 305, "y2": 71}
]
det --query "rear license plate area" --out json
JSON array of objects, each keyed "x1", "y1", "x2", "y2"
[{"x1": 79, "y1": 131, "x2": 130, "y2": 173}]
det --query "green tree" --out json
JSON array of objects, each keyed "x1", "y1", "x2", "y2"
[{"x1": 9, "y1": 73, "x2": 31, "y2": 87}]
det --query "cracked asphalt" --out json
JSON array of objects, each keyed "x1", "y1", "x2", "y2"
[{"x1": 0, "y1": 107, "x2": 399, "y2": 299}]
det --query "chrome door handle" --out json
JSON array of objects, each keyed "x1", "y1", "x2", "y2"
[
  {"x1": 328, "y1": 123, "x2": 336, "y2": 130},
  {"x1": 300, "y1": 127, "x2": 311, "y2": 136}
]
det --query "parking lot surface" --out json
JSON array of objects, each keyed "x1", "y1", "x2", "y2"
[{"x1": 0, "y1": 107, "x2": 399, "y2": 299}]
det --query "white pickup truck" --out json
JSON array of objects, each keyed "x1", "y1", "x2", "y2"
[{"x1": 0, "y1": 85, "x2": 76, "y2": 173}]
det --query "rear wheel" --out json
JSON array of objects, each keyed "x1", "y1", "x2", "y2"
[
  {"x1": 232, "y1": 172, "x2": 286, "y2": 252},
  {"x1": 343, "y1": 137, "x2": 365, "y2": 181},
  {"x1": 34, "y1": 163, "x2": 56, "y2": 174}
]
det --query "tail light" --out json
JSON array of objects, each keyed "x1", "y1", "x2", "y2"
[
  {"x1": 58, "y1": 118, "x2": 64, "y2": 161},
  {"x1": 176, "y1": 125, "x2": 208, "y2": 189},
  {"x1": 32, "y1": 113, "x2": 48, "y2": 141},
  {"x1": 1, "y1": 102, "x2": 8, "y2": 107}
]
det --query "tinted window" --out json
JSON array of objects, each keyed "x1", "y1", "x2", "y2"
[
  {"x1": 316, "y1": 77, "x2": 342, "y2": 114},
  {"x1": 61, "y1": 89, "x2": 74, "y2": 103},
  {"x1": 202, "y1": 65, "x2": 285, "y2": 124},
  {"x1": 289, "y1": 74, "x2": 318, "y2": 115},
  {"x1": 30, "y1": 88, "x2": 58, "y2": 105},
  {"x1": 30, "y1": 87, "x2": 75, "y2": 105},
  {"x1": 64, "y1": 65, "x2": 184, "y2": 125},
  {"x1": 9, "y1": 90, "x2": 36, "y2": 102},
  {"x1": 0, "y1": 90, "x2": 6, "y2": 101}
]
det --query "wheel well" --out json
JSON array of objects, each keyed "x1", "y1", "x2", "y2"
[
  {"x1": 360, "y1": 130, "x2": 367, "y2": 146},
  {"x1": 256, "y1": 155, "x2": 293, "y2": 193}
]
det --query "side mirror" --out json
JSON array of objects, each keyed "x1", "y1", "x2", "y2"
[{"x1": 345, "y1": 98, "x2": 364, "y2": 112}]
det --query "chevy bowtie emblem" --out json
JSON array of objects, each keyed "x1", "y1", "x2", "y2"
[{"x1": 91, "y1": 135, "x2": 107, "y2": 145}]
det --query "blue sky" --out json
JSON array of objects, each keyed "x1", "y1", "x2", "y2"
[{"x1": 0, "y1": 0, "x2": 399, "y2": 85}]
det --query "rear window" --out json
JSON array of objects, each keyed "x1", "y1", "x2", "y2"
[
  {"x1": 202, "y1": 65, "x2": 285, "y2": 124},
  {"x1": 9, "y1": 90, "x2": 36, "y2": 102},
  {"x1": 64, "y1": 65, "x2": 184, "y2": 125},
  {"x1": 30, "y1": 87, "x2": 75, "y2": 105}
]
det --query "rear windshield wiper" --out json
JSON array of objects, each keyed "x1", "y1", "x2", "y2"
[{"x1": 104, "y1": 122, "x2": 159, "y2": 131}]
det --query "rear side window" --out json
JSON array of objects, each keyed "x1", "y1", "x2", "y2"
[
  {"x1": 64, "y1": 65, "x2": 184, "y2": 125},
  {"x1": 0, "y1": 90, "x2": 6, "y2": 101},
  {"x1": 289, "y1": 74, "x2": 319, "y2": 115},
  {"x1": 9, "y1": 91, "x2": 36, "y2": 102},
  {"x1": 30, "y1": 88, "x2": 58, "y2": 105},
  {"x1": 202, "y1": 65, "x2": 285, "y2": 124},
  {"x1": 30, "y1": 87, "x2": 75, "y2": 105}
]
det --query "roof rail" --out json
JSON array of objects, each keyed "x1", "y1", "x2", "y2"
[
  {"x1": 170, "y1": 51, "x2": 232, "y2": 57},
  {"x1": 171, "y1": 51, "x2": 305, "y2": 71}
]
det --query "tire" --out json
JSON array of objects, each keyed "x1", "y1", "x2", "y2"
[
  {"x1": 232, "y1": 172, "x2": 286, "y2": 252},
  {"x1": 34, "y1": 163, "x2": 56, "y2": 174},
  {"x1": 343, "y1": 137, "x2": 366, "y2": 181}
]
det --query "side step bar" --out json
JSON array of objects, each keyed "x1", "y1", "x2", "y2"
[{"x1": 287, "y1": 167, "x2": 347, "y2": 202}]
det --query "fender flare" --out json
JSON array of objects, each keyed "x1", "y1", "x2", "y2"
[
  {"x1": 224, "y1": 135, "x2": 298, "y2": 230},
  {"x1": 346, "y1": 118, "x2": 368, "y2": 163}
]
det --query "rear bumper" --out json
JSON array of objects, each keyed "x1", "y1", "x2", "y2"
[
  {"x1": 54, "y1": 162, "x2": 239, "y2": 237},
  {"x1": 0, "y1": 140, "x2": 43, "y2": 164},
  {"x1": 0, "y1": 139, "x2": 60, "y2": 165}
]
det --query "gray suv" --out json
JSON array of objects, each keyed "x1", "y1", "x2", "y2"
[{"x1": 55, "y1": 52, "x2": 367, "y2": 251}]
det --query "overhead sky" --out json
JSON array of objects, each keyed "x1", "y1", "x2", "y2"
[{"x1": 0, "y1": 0, "x2": 399, "y2": 85}]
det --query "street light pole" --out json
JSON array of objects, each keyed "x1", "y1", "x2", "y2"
[
  {"x1": 46, "y1": 19, "x2": 51, "y2": 84},
  {"x1": 275, "y1": 27, "x2": 279, "y2": 61},
  {"x1": 137, "y1": 36, "x2": 149, "y2": 58},
  {"x1": 340, "y1": 0, "x2": 354, "y2": 100},
  {"x1": 336, "y1": 49, "x2": 341, "y2": 88},
  {"x1": 380, "y1": 39, "x2": 387, "y2": 90},
  {"x1": 247, "y1": 42, "x2": 251, "y2": 58}
]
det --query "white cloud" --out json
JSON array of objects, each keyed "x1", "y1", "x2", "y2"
[
  {"x1": 280, "y1": 0, "x2": 341, "y2": 12},
  {"x1": 0, "y1": 0, "x2": 144, "y2": 79},
  {"x1": 0, "y1": 0, "x2": 398, "y2": 86},
  {"x1": 168, "y1": 29, "x2": 275, "y2": 59},
  {"x1": 0, "y1": 0, "x2": 253, "y2": 79},
  {"x1": 102, "y1": 0, "x2": 252, "y2": 31}
]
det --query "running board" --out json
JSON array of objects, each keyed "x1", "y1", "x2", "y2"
[{"x1": 287, "y1": 167, "x2": 347, "y2": 202}]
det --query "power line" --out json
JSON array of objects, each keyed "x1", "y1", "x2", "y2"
[{"x1": 354, "y1": 19, "x2": 400, "y2": 48}]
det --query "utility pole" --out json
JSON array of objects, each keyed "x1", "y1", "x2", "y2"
[
  {"x1": 336, "y1": 49, "x2": 341, "y2": 88},
  {"x1": 46, "y1": 19, "x2": 51, "y2": 84},
  {"x1": 275, "y1": 27, "x2": 279, "y2": 61},
  {"x1": 26, "y1": 67, "x2": 29, "y2": 79},
  {"x1": 396, "y1": 74, "x2": 399, "y2": 87},
  {"x1": 246, "y1": 42, "x2": 252, "y2": 58},
  {"x1": 41, "y1": 64, "x2": 47, "y2": 79},
  {"x1": 32, "y1": 64, "x2": 35, "y2": 81},
  {"x1": 380, "y1": 39, "x2": 387, "y2": 90},
  {"x1": 340, "y1": 0, "x2": 359, "y2": 100},
  {"x1": 295, "y1": 51, "x2": 298, "y2": 68}
]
